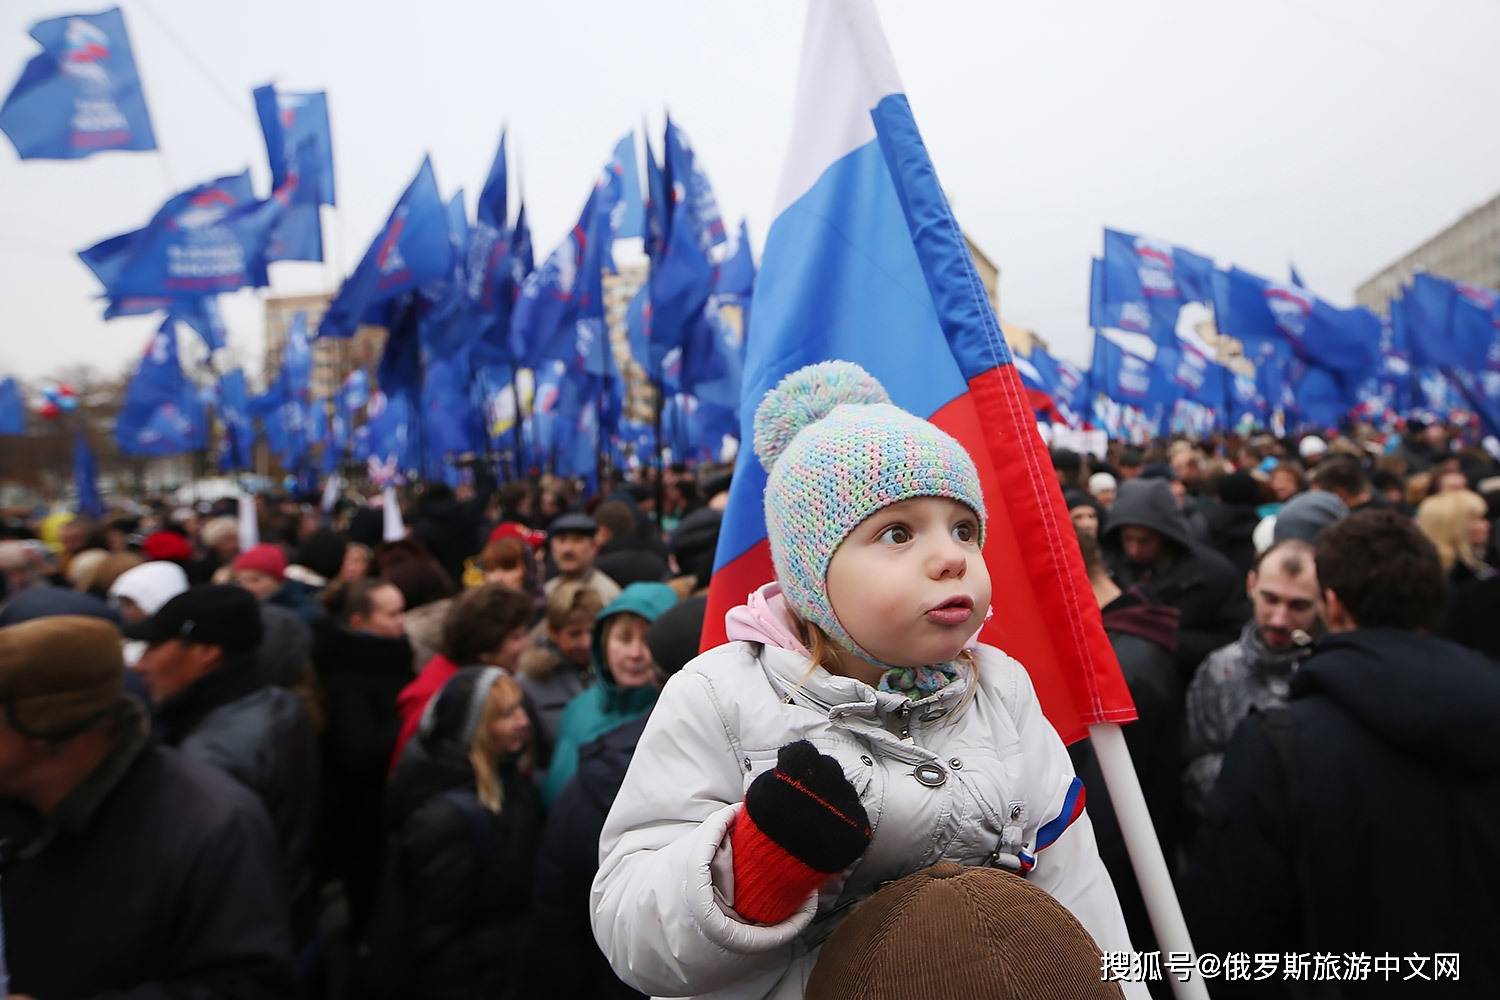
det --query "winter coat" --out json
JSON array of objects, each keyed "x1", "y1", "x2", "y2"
[
  {"x1": 1442, "y1": 573, "x2": 1500, "y2": 661},
  {"x1": 376, "y1": 696, "x2": 545, "y2": 999},
  {"x1": 531, "y1": 716, "x2": 651, "y2": 1000},
  {"x1": 1202, "y1": 499, "x2": 1260, "y2": 577},
  {"x1": 1183, "y1": 629, "x2": 1500, "y2": 998},
  {"x1": 1181, "y1": 620, "x2": 1314, "y2": 826},
  {"x1": 156, "y1": 650, "x2": 321, "y2": 944},
  {"x1": 269, "y1": 576, "x2": 323, "y2": 626},
  {"x1": 412, "y1": 472, "x2": 494, "y2": 586},
  {"x1": 311, "y1": 619, "x2": 415, "y2": 931},
  {"x1": 1, "y1": 699, "x2": 296, "y2": 999},
  {"x1": 257, "y1": 601, "x2": 314, "y2": 689},
  {"x1": 595, "y1": 535, "x2": 671, "y2": 587},
  {"x1": 542, "y1": 582, "x2": 679, "y2": 805},
  {"x1": 518, "y1": 638, "x2": 594, "y2": 749},
  {"x1": 1069, "y1": 587, "x2": 1182, "y2": 954},
  {"x1": 591, "y1": 626, "x2": 1144, "y2": 999},
  {"x1": 1102, "y1": 479, "x2": 1250, "y2": 681}
]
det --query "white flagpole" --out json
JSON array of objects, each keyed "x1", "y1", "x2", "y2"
[
  {"x1": 1089, "y1": 723, "x2": 1211, "y2": 1000},
  {"x1": 237, "y1": 487, "x2": 259, "y2": 551},
  {"x1": 381, "y1": 485, "x2": 405, "y2": 542}
]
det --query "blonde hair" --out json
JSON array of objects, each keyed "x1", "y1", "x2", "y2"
[
  {"x1": 795, "y1": 618, "x2": 980, "y2": 719},
  {"x1": 469, "y1": 674, "x2": 528, "y2": 813},
  {"x1": 545, "y1": 579, "x2": 604, "y2": 631},
  {"x1": 1415, "y1": 490, "x2": 1489, "y2": 573}
]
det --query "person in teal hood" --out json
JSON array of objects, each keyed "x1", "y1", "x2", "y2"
[{"x1": 541, "y1": 582, "x2": 679, "y2": 805}]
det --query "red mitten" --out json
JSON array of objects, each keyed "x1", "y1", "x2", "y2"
[{"x1": 729, "y1": 741, "x2": 872, "y2": 924}]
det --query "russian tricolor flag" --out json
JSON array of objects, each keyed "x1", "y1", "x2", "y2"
[{"x1": 703, "y1": 0, "x2": 1135, "y2": 744}]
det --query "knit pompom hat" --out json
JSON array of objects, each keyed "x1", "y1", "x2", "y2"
[{"x1": 753, "y1": 361, "x2": 985, "y2": 664}]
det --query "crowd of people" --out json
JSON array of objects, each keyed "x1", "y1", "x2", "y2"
[{"x1": 2, "y1": 399, "x2": 1498, "y2": 999}]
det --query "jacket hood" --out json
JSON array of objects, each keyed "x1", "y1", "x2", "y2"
[
  {"x1": 591, "y1": 582, "x2": 680, "y2": 685},
  {"x1": 1101, "y1": 479, "x2": 1192, "y2": 553},
  {"x1": 1293, "y1": 629, "x2": 1500, "y2": 772}
]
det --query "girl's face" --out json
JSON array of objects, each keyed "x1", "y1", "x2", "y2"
[
  {"x1": 484, "y1": 562, "x2": 527, "y2": 592},
  {"x1": 604, "y1": 614, "x2": 658, "y2": 689},
  {"x1": 1270, "y1": 470, "x2": 1299, "y2": 501},
  {"x1": 1465, "y1": 513, "x2": 1491, "y2": 550},
  {"x1": 484, "y1": 683, "x2": 531, "y2": 757},
  {"x1": 825, "y1": 496, "x2": 991, "y2": 669},
  {"x1": 339, "y1": 546, "x2": 370, "y2": 582},
  {"x1": 1070, "y1": 505, "x2": 1099, "y2": 537}
]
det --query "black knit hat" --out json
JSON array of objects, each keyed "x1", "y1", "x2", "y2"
[{"x1": 645, "y1": 595, "x2": 707, "y2": 676}]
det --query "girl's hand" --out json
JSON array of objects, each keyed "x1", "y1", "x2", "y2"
[{"x1": 728, "y1": 740, "x2": 872, "y2": 924}]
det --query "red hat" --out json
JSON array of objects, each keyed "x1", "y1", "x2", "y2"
[
  {"x1": 487, "y1": 521, "x2": 546, "y2": 551},
  {"x1": 142, "y1": 530, "x2": 193, "y2": 564},
  {"x1": 231, "y1": 543, "x2": 287, "y2": 581}
]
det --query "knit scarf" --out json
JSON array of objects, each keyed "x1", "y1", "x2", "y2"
[{"x1": 878, "y1": 662, "x2": 961, "y2": 700}]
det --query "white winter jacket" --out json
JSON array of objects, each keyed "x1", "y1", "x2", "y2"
[{"x1": 591, "y1": 638, "x2": 1146, "y2": 999}]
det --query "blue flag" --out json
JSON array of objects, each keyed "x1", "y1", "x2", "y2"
[
  {"x1": 1, "y1": 7, "x2": 156, "y2": 159},
  {"x1": 174, "y1": 296, "x2": 226, "y2": 351},
  {"x1": 215, "y1": 367, "x2": 255, "y2": 471},
  {"x1": 0, "y1": 378, "x2": 25, "y2": 435},
  {"x1": 81, "y1": 171, "x2": 282, "y2": 297},
  {"x1": 477, "y1": 130, "x2": 507, "y2": 230},
  {"x1": 116, "y1": 323, "x2": 205, "y2": 455},
  {"x1": 612, "y1": 131, "x2": 645, "y2": 240},
  {"x1": 1214, "y1": 265, "x2": 1379, "y2": 382},
  {"x1": 320, "y1": 157, "x2": 453, "y2": 338},
  {"x1": 1093, "y1": 229, "x2": 1214, "y2": 347},
  {"x1": 253, "y1": 84, "x2": 335, "y2": 204},
  {"x1": 664, "y1": 116, "x2": 727, "y2": 252},
  {"x1": 73, "y1": 433, "x2": 104, "y2": 517},
  {"x1": 642, "y1": 128, "x2": 670, "y2": 262}
]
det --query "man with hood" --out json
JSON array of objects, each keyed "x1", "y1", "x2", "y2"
[
  {"x1": 1181, "y1": 538, "x2": 1321, "y2": 830},
  {"x1": 1185, "y1": 510, "x2": 1500, "y2": 995},
  {"x1": 1101, "y1": 478, "x2": 1248, "y2": 682}
]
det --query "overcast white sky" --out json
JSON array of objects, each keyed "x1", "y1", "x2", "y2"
[{"x1": 2, "y1": 0, "x2": 1498, "y2": 384}]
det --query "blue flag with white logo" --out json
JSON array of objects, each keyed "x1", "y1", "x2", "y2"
[
  {"x1": 253, "y1": 84, "x2": 335, "y2": 204},
  {"x1": 73, "y1": 433, "x2": 104, "y2": 516},
  {"x1": 1, "y1": 7, "x2": 156, "y2": 159},
  {"x1": 215, "y1": 367, "x2": 255, "y2": 471},
  {"x1": 80, "y1": 171, "x2": 282, "y2": 297},
  {"x1": 1093, "y1": 229, "x2": 1213, "y2": 347},
  {"x1": 116, "y1": 323, "x2": 205, "y2": 455},
  {"x1": 664, "y1": 116, "x2": 727, "y2": 253},
  {"x1": 320, "y1": 157, "x2": 452, "y2": 338},
  {"x1": 0, "y1": 378, "x2": 25, "y2": 435}
]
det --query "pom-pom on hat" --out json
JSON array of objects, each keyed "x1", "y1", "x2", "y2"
[{"x1": 753, "y1": 361, "x2": 985, "y2": 664}]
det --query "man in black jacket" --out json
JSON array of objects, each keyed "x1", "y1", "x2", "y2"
[
  {"x1": 0, "y1": 614, "x2": 295, "y2": 997},
  {"x1": 1102, "y1": 478, "x2": 1249, "y2": 684},
  {"x1": 1184, "y1": 510, "x2": 1500, "y2": 997},
  {"x1": 131, "y1": 584, "x2": 321, "y2": 945}
]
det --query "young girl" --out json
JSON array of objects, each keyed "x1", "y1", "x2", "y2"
[
  {"x1": 592, "y1": 362, "x2": 1145, "y2": 999},
  {"x1": 373, "y1": 668, "x2": 543, "y2": 999}
]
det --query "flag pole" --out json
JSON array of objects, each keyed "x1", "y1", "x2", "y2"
[
  {"x1": 652, "y1": 364, "x2": 665, "y2": 533},
  {"x1": 1088, "y1": 723, "x2": 1211, "y2": 1000},
  {"x1": 510, "y1": 369, "x2": 525, "y2": 482}
]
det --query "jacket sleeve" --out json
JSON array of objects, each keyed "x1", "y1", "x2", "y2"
[
  {"x1": 590, "y1": 670, "x2": 817, "y2": 998},
  {"x1": 99, "y1": 793, "x2": 298, "y2": 1000},
  {"x1": 398, "y1": 796, "x2": 485, "y2": 995},
  {"x1": 1004, "y1": 660, "x2": 1151, "y2": 1000}
]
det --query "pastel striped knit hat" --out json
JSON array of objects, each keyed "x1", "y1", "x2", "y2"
[{"x1": 753, "y1": 361, "x2": 986, "y2": 664}]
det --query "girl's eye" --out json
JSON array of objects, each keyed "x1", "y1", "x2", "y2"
[
  {"x1": 878, "y1": 525, "x2": 912, "y2": 545},
  {"x1": 952, "y1": 522, "x2": 977, "y2": 544}
]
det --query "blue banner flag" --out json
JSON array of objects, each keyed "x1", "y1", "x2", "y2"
[
  {"x1": 1213, "y1": 265, "x2": 1380, "y2": 383},
  {"x1": 477, "y1": 129, "x2": 507, "y2": 230},
  {"x1": 174, "y1": 296, "x2": 226, "y2": 351},
  {"x1": 73, "y1": 433, "x2": 104, "y2": 517},
  {"x1": 116, "y1": 323, "x2": 205, "y2": 455},
  {"x1": 612, "y1": 131, "x2": 645, "y2": 240},
  {"x1": 320, "y1": 157, "x2": 452, "y2": 338},
  {"x1": 1093, "y1": 229, "x2": 1213, "y2": 346},
  {"x1": 253, "y1": 84, "x2": 335, "y2": 205},
  {"x1": 664, "y1": 116, "x2": 727, "y2": 252},
  {"x1": 1, "y1": 7, "x2": 156, "y2": 159},
  {"x1": 642, "y1": 127, "x2": 670, "y2": 261},
  {"x1": 80, "y1": 171, "x2": 283, "y2": 297},
  {"x1": 0, "y1": 378, "x2": 25, "y2": 435},
  {"x1": 215, "y1": 367, "x2": 255, "y2": 471}
]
